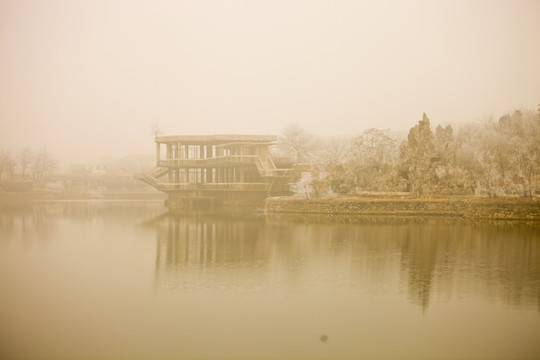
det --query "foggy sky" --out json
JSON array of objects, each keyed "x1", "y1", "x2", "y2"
[{"x1": 1, "y1": 0, "x2": 539, "y2": 164}]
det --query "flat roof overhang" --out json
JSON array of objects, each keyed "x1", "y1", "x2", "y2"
[{"x1": 155, "y1": 134, "x2": 277, "y2": 144}]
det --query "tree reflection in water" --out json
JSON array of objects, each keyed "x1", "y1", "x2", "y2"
[{"x1": 151, "y1": 211, "x2": 540, "y2": 313}]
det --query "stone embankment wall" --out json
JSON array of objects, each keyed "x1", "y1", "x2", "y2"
[{"x1": 265, "y1": 197, "x2": 540, "y2": 220}]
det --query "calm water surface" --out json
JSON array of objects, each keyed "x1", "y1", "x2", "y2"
[{"x1": 1, "y1": 200, "x2": 539, "y2": 359}]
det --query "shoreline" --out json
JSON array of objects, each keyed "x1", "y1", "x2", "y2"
[
  {"x1": 264, "y1": 196, "x2": 540, "y2": 221},
  {"x1": 3, "y1": 193, "x2": 540, "y2": 221},
  {"x1": 0, "y1": 191, "x2": 167, "y2": 201}
]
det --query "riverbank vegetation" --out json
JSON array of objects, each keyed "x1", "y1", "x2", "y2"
[
  {"x1": 0, "y1": 149, "x2": 157, "y2": 197},
  {"x1": 0, "y1": 148, "x2": 57, "y2": 190},
  {"x1": 276, "y1": 107, "x2": 540, "y2": 198}
]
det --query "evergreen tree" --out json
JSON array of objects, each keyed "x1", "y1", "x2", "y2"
[{"x1": 398, "y1": 113, "x2": 438, "y2": 197}]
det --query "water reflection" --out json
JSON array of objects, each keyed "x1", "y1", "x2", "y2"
[
  {"x1": 0, "y1": 202, "x2": 56, "y2": 246},
  {"x1": 0, "y1": 199, "x2": 166, "y2": 250},
  {"x1": 153, "y1": 212, "x2": 540, "y2": 312},
  {"x1": 404, "y1": 220, "x2": 539, "y2": 311},
  {"x1": 1, "y1": 201, "x2": 539, "y2": 359},
  {"x1": 153, "y1": 212, "x2": 266, "y2": 269}
]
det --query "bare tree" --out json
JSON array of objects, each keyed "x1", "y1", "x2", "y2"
[
  {"x1": 32, "y1": 149, "x2": 57, "y2": 183},
  {"x1": 344, "y1": 128, "x2": 398, "y2": 192},
  {"x1": 150, "y1": 121, "x2": 163, "y2": 138},
  {"x1": 277, "y1": 124, "x2": 321, "y2": 163},
  {"x1": 0, "y1": 149, "x2": 16, "y2": 181},
  {"x1": 450, "y1": 109, "x2": 540, "y2": 197},
  {"x1": 19, "y1": 147, "x2": 34, "y2": 178},
  {"x1": 315, "y1": 136, "x2": 350, "y2": 170},
  {"x1": 350, "y1": 128, "x2": 398, "y2": 166}
]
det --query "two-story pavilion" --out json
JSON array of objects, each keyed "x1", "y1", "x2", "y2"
[{"x1": 136, "y1": 134, "x2": 293, "y2": 208}]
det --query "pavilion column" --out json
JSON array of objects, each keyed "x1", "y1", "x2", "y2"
[
  {"x1": 167, "y1": 144, "x2": 172, "y2": 182},
  {"x1": 260, "y1": 147, "x2": 268, "y2": 161},
  {"x1": 156, "y1": 142, "x2": 160, "y2": 165}
]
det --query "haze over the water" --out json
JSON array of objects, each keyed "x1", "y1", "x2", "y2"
[{"x1": 1, "y1": 0, "x2": 539, "y2": 164}]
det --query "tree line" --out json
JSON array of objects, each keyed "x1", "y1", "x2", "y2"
[
  {"x1": 0, "y1": 148, "x2": 57, "y2": 184},
  {"x1": 276, "y1": 107, "x2": 540, "y2": 198}
]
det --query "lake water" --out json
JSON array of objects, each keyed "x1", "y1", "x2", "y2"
[{"x1": 1, "y1": 200, "x2": 539, "y2": 359}]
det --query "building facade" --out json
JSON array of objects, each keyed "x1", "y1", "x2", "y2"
[{"x1": 137, "y1": 134, "x2": 293, "y2": 208}]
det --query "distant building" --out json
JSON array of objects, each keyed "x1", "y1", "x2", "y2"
[
  {"x1": 136, "y1": 135, "x2": 294, "y2": 208},
  {"x1": 68, "y1": 163, "x2": 91, "y2": 175}
]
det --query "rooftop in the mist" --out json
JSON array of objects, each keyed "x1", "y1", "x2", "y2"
[{"x1": 155, "y1": 135, "x2": 277, "y2": 144}]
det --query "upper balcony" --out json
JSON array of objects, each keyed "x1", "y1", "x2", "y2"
[
  {"x1": 157, "y1": 155, "x2": 259, "y2": 168},
  {"x1": 156, "y1": 155, "x2": 294, "y2": 178}
]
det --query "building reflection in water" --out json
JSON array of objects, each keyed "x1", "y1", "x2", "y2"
[
  {"x1": 151, "y1": 212, "x2": 540, "y2": 313},
  {"x1": 152, "y1": 212, "x2": 270, "y2": 292}
]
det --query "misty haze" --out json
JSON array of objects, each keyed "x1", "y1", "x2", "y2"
[{"x1": 1, "y1": 1, "x2": 539, "y2": 359}]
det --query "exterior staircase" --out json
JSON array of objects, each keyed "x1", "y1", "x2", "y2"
[
  {"x1": 136, "y1": 156, "x2": 293, "y2": 195},
  {"x1": 134, "y1": 166, "x2": 168, "y2": 187}
]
